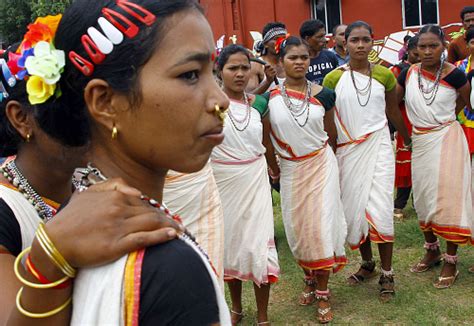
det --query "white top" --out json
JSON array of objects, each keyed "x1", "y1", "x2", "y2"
[
  {"x1": 268, "y1": 88, "x2": 328, "y2": 158},
  {"x1": 212, "y1": 99, "x2": 265, "y2": 163}
]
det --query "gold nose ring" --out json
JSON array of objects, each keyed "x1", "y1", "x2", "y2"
[{"x1": 214, "y1": 104, "x2": 227, "y2": 122}]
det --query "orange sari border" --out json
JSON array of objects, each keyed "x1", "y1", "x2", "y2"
[
  {"x1": 297, "y1": 255, "x2": 347, "y2": 273},
  {"x1": 420, "y1": 222, "x2": 474, "y2": 245},
  {"x1": 124, "y1": 249, "x2": 145, "y2": 326},
  {"x1": 350, "y1": 212, "x2": 395, "y2": 250},
  {"x1": 224, "y1": 267, "x2": 280, "y2": 286},
  {"x1": 270, "y1": 88, "x2": 321, "y2": 106}
]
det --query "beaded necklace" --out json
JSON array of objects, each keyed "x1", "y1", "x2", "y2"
[
  {"x1": 0, "y1": 160, "x2": 54, "y2": 222},
  {"x1": 281, "y1": 80, "x2": 312, "y2": 127},
  {"x1": 417, "y1": 57, "x2": 444, "y2": 106},
  {"x1": 228, "y1": 93, "x2": 252, "y2": 132},
  {"x1": 74, "y1": 164, "x2": 211, "y2": 260},
  {"x1": 349, "y1": 63, "x2": 372, "y2": 107}
]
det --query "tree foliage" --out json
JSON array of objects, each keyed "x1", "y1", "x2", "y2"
[
  {"x1": 0, "y1": 0, "x2": 71, "y2": 46},
  {"x1": 29, "y1": 0, "x2": 72, "y2": 20},
  {"x1": 0, "y1": 0, "x2": 32, "y2": 45}
]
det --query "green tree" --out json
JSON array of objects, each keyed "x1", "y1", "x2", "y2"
[
  {"x1": 0, "y1": 0, "x2": 71, "y2": 46},
  {"x1": 0, "y1": 0, "x2": 31, "y2": 45},
  {"x1": 29, "y1": 0, "x2": 71, "y2": 20}
]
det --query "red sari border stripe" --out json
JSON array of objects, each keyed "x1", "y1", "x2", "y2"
[
  {"x1": 420, "y1": 222, "x2": 474, "y2": 245},
  {"x1": 270, "y1": 88, "x2": 321, "y2": 106},
  {"x1": 297, "y1": 255, "x2": 347, "y2": 273},
  {"x1": 348, "y1": 211, "x2": 395, "y2": 249},
  {"x1": 413, "y1": 65, "x2": 454, "y2": 89},
  {"x1": 124, "y1": 249, "x2": 145, "y2": 326},
  {"x1": 270, "y1": 127, "x2": 297, "y2": 158}
]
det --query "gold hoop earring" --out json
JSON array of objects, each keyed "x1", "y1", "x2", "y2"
[
  {"x1": 111, "y1": 125, "x2": 118, "y2": 140},
  {"x1": 26, "y1": 134, "x2": 31, "y2": 143}
]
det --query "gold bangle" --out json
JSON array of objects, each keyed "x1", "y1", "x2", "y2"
[
  {"x1": 16, "y1": 287, "x2": 72, "y2": 319},
  {"x1": 36, "y1": 223, "x2": 76, "y2": 278},
  {"x1": 14, "y1": 247, "x2": 70, "y2": 289}
]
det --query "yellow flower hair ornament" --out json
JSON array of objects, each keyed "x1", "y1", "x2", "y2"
[{"x1": 1, "y1": 14, "x2": 65, "y2": 105}]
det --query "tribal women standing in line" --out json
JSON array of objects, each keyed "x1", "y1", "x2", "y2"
[
  {"x1": 212, "y1": 44, "x2": 280, "y2": 325},
  {"x1": 397, "y1": 24, "x2": 473, "y2": 288},
  {"x1": 268, "y1": 36, "x2": 347, "y2": 324},
  {"x1": 323, "y1": 21, "x2": 410, "y2": 302}
]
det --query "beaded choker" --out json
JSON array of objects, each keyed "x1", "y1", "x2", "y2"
[{"x1": 0, "y1": 160, "x2": 54, "y2": 222}]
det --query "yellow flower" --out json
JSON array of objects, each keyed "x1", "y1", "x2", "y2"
[{"x1": 26, "y1": 75, "x2": 56, "y2": 105}]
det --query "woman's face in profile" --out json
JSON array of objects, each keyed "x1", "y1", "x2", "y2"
[{"x1": 111, "y1": 9, "x2": 229, "y2": 174}]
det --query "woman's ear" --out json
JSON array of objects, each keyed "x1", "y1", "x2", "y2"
[
  {"x1": 5, "y1": 100, "x2": 32, "y2": 141},
  {"x1": 84, "y1": 79, "x2": 125, "y2": 133}
]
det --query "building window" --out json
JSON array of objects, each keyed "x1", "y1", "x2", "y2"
[
  {"x1": 311, "y1": 0, "x2": 342, "y2": 35},
  {"x1": 402, "y1": 0, "x2": 439, "y2": 28}
]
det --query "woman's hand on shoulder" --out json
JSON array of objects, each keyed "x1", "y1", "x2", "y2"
[{"x1": 43, "y1": 178, "x2": 183, "y2": 268}]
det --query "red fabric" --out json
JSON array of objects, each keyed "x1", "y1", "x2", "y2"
[
  {"x1": 461, "y1": 124, "x2": 474, "y2": 154},
  {"x1": 395, "y1": 105, "x2": 413, "y2": 188}
]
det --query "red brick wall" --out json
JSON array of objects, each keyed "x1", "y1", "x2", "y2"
[{"x1": 201, "y1": 0, "x2": 470, "y2": 48}]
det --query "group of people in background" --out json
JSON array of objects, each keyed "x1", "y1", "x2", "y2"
[{"x1": 0, "y1": 1, "x2": 473, "y2": 325}]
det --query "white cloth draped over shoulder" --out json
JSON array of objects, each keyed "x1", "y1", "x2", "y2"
[
  {"x1": 332, "y1": 68, "x2": 395, "y2": 249},
  {"x1": 268, "y1": 88, "x2": 347, "y2": 271},
  {"x1": 404, "y1": 65, "x2": 474, "y2": 244},
  {"x1": 211, "y1": 99, "x2": 279, "y2": 286},
  {"x1": 72, "y1": 238, "x2": 231, "y2": 326},
  {"x1": 163, "y1": 162, "x2": 225, "y2": 284},
  {"x1": 0, "y1": 184, "x2": 51, "y2": 251}
]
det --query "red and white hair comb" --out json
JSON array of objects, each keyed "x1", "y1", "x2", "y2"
[{"x1": 69, "y1": 0, "x2": 156, "y2": 76}]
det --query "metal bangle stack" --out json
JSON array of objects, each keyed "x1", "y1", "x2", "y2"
[
  {"x1": 281, "y1": 80, "x2": 312, "y2": 127},
  {"x1": 0, "y1": 160, "x2": 53, "y2": 222}
]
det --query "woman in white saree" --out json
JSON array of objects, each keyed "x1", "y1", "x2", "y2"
[
  {"x1": 396, "y1": 24, "x2": 473, "y2": 288},
  {"x1": 323, "y1": 21, "x2": 410, "y2": 301},
  {"x1": 163, "y1": 165, "x2": 224, "y2": 285},
  {"x1": 211, "y1": 44, "x2": 280, "y2": 325},
  {"x1": 268, "y1": 36, "x2": 347, "y2": 323}
]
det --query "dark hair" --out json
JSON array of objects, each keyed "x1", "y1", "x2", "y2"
[
  {"x1": 461, "y1": 6, "x2": 474, "y2": 20},
  {"x1": 216, "y1": 44, "x2": 250, "y2": 71},
  {"x1": 299, "y1": 19, "x2": 325, "y2": 39},
  {"x1": 402, "y1": 35, "x2": 418, "y2": 61},
  {"x1": 332, "y1": 24, "x2": 346, "y2": 36},
  {"x1": 278, "y1": 36, "x2": 308, "y2": 59},
  {"x1": 407, "y1": 35, "x2": 419, "y2": 51},
  {"x1": 345, "y1": 20, "x2": 373, "y2": 40},
  {"x1": 466, "y1": 27, "x2": 474, "y2": 43},
  {"x1": 262, "y1": 22, "x2": 286, "y2": 38},
  {"x1": 0, "y1": 44, "x2": 26, "y2": 156},
  {"x1": 7, "y1": 0, "x2": 200, "y2": 153},
  {"x1": 403, "y1": 35, "x2": 412, "y2": 43},
  {"x1": 418, "y1": 24, "x2": 445, "y2": 42}
]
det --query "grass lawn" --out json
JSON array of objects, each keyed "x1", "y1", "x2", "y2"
[{"x1": 225, "y1": 191, "x2": 474, "y2": 325}]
